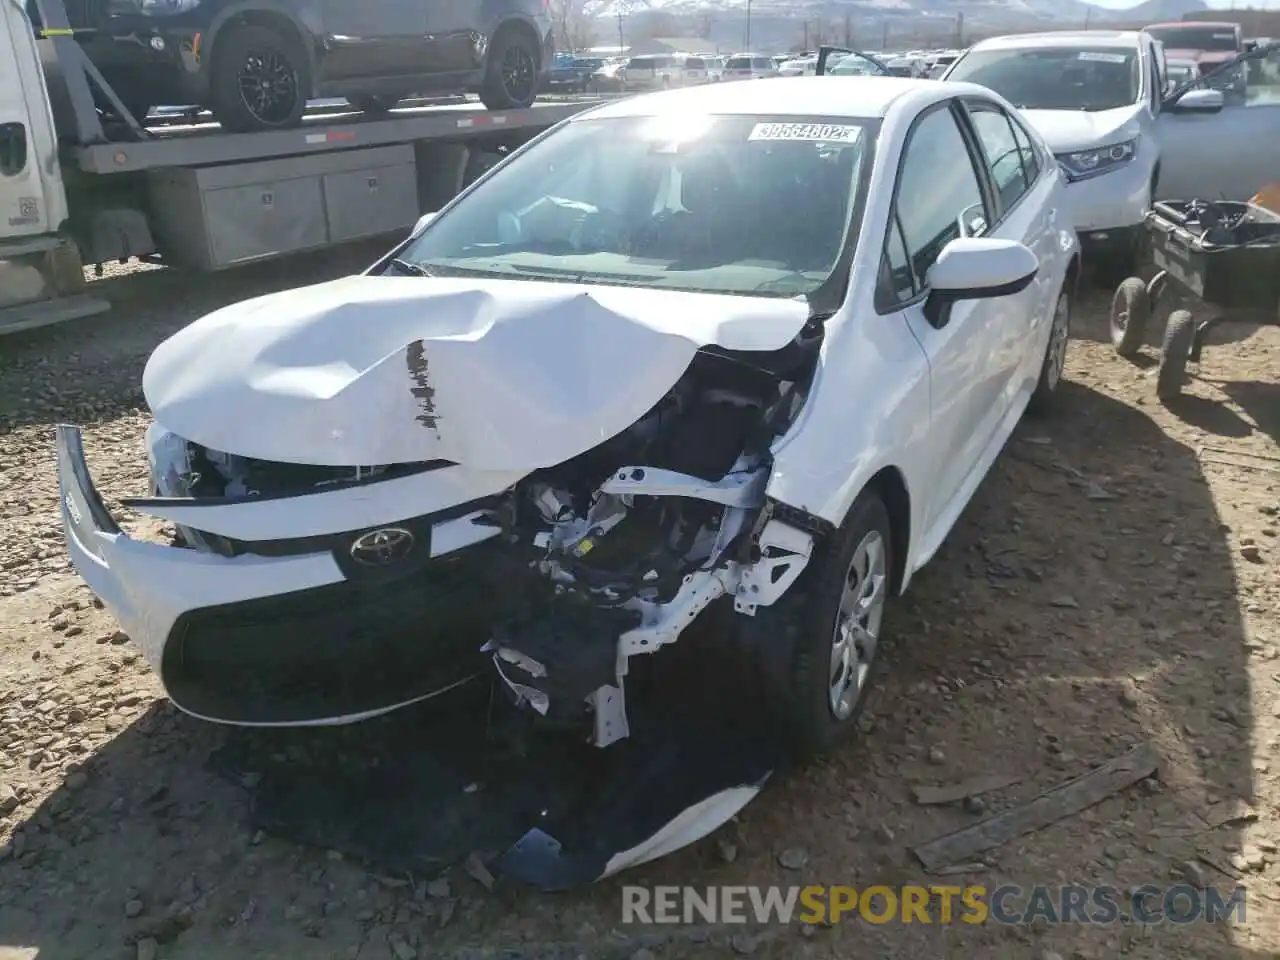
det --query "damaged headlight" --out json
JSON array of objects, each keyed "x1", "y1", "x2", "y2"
[
  {"x1": 1056, "y1": 137, "x2": 1138, "y2": 183},
  {"x1": 144, "y1": 423, "x2": 195, "y2": 497}
]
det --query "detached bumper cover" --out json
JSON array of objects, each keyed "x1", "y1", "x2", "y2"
[{"x1": 55, "y1": 424, "x2": 500, "y2": 725}]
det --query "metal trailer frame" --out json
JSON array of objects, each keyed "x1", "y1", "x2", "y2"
[
  {"x1": 0, "y1": 0, "x2": 619, "y2": 334},
  {"x1": 29, "y1": 0, "x2": 610, "y2": 173}
]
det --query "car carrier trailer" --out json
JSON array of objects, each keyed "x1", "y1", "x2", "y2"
[{"x1": 0, "y1": 0, "x2": 611, "y2": 335}]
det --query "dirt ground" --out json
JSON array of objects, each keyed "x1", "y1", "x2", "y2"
[{"x1": 0, "y1": 247, "x2": 1278, "y2": 960}]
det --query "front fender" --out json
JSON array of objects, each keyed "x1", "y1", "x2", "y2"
[{"x1": 764, "y1": 293, "x2": 932, "y2": 577}]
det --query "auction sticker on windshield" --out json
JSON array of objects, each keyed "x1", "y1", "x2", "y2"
[
  {"x1": 1077, "y1": 52, "x2": 1128, "y2": 63},
  {"x1": 749, "y1": 122, "x2": 861, "y2": 142}
]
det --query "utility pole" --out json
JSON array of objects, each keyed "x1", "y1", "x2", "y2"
[
  {"x1": 617, "y1": 10, "x2": 624, "y2": 53},
  {"x1": 745, "y1": 0, "x2": 752, "y2": 50}
]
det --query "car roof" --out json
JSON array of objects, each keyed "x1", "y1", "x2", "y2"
[
  {"x1": 580, "y1": 76, "x2": 971, "y2": 121},
  {"x1": 972, "y1": 30, "x2": 1144, "y2": 51}
]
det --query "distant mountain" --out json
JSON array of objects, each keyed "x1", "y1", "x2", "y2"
[
  {"x1": 1115, "y1": 0, "x2": 1213, "y2": 21},
  {"x1": 582, "y1": 0, "x2": 1214, "y2": 49}
]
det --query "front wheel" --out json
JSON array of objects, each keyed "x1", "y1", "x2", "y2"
[
  {"x1": 208, "y1": 24, "x2": 310, "y2": 132},
  {"x1": 479, "y1": 29, "x2": 540, "y2": 110},
  {"x1": 740, "y1": 492, "x2": 893, "y2": 761}
]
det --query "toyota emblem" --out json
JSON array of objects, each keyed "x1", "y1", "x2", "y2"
[{"x1": 349, "y1": 527, "x2": 415, "y2": 566}]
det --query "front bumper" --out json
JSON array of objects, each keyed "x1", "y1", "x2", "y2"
[
  {"x1": 1058, "y1": 155, "x2": 1152, "y2": 234},
  {"x1": 55, "y1": 424, "x2": 507, "y2": 726}
]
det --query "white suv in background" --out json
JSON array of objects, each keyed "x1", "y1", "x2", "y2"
[
  {"x1": 943, "y1": 30, "x2": 1163, "y2": 286},
  {"x1": 723, "y1": 54, "x2": 778, "y2": 81},
  {"x1": 680, "y1": 55, "x2": 712, "y2": 85},
  {"x1": 623, "y1": 54, "x2": 687, "y2": 89}
]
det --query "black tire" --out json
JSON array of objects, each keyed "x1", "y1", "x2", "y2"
[
  {"x1": 739, "y1": 491, "x2": 894, "y2": 761},
  {"x1": 1110, "y1": 276, "x2": 1149, "y2": 358},
  {"x1": 479, "y1": 27, "x2": 540, "y2": 110},
  {"x1": 1157, "y1": 309, "x2": 1196, "y2": 402},
  {"x1": 348, "y1": 95, "x2": 400, "y2": 114},
  {"x1": 1027, "y1": 286, "x2": 1071, "y2": 416},
  {"x1": 208, "y1": 23, "x2": 310, "y2": 133}
]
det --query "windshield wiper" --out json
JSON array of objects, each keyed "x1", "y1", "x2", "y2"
[{"x1": 388, "y1": 258, "x2": 434, "y2": 277}]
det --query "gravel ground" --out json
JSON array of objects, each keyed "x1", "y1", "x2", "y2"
[{"x1": 0, "y1": 251, "x2": 1278, "y2": 960}]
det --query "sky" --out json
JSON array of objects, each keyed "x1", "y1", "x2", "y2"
[{"x1": 1086, "y1": 0, "x2": 1280, "y2": 6}]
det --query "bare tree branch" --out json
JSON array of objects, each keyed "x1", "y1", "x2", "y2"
[{"x1": 548, "y1": 0, "x2": 598, "y2": 53}]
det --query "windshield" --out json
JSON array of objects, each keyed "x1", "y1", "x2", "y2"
[
  {"x1": 398, "y1": 115, "x2": 874, "y2": 299},
  {"x1": 726, "y1": 57, "x2": 752, "y2": 69},
  {"x1": 1146, "y1": 25, "x2": 1239, "y2": 52},
  {"x1": 945, "y1": 46, "x2": 1140, "y2": 111}
]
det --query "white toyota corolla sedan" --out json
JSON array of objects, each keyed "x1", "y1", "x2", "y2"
[{"x1": 56, "y1": 78, "x2": 1078, "y2": 766}]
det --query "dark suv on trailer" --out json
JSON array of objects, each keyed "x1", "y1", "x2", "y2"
[{"x1": 36, "y1": 0, "x2": 554, "y2": 131}]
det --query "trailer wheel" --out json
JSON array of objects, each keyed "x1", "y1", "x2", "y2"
[
  {"x1": 209, "y1": 23, "x2": 310, "y2": 132},
  {"x1": 479, "y1": 26, "x2": 540, "y2": 110},
  {"x1": 1156, "y1": 309, "x2": 1196, "y2": 402}
]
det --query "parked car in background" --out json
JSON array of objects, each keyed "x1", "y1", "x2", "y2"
[
  {"x1": 705, "y1": 55, "x2": 727, "y2": 81},
  {"x1": 1143, "y1": 21, "x2": 1245, "y2": 100},
  {"x1": 681, "y1": 55, "x2": 713, "y2": 85},
  {"x1": 884, "y1": 56, "x2": 927, "y2": 78},
  {"x1": 1164, "y1": 57, "x2": 1199, "y2": 91},
  {"x1": 40, "y1": 0, "x2": 554, "y2": 131},
  {"x1": 588, "y1": 59, "x2": 628, "y2": 93},
  {"x1": 826, "y1": 50, "x2": 889, "y2": 77},
  {"x1": 943, "y1": 31, "x2": 1165, "y2": 285},
  {"x1": 723, "y1": 54, "x2": 778, "y2": 81},
  {"x1": 623, "y1": 54, "x2": 688, "y2": 88},
  {"x1": 543, "y1": 54, "x2": 585, "y2": 92},
  {"x1": 944, "y1": 32, "x2": 1280, "y2": 284},
  {"x1": 1154, "y1": 41, "x2": 1280, "y2": 201},
  {"x1": 779, "y1": 55, "x2": 821, "y2": 77},
  {"x1": 928, "y1": 51, "x2": 961, "y2": 78}
]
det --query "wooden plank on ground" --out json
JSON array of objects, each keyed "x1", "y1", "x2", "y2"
[
  {"x1": 912, "y1": 742, "x2": 1159, "y2": 870},
  {"x1": 912, "y1": 773, "x2": 1023, "y2": 806}
]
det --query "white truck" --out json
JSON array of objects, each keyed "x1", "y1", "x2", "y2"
[{"x1": 0, "y1": 0, "x2": 608, "y2": 334}]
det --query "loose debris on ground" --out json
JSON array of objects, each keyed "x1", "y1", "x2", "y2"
[
  {"x1": 912, "y1": 741, "x2": 1160, "y2": 870},
  {"x1": 0, "y1": 252, "x2": 1278, "y2": 959}
]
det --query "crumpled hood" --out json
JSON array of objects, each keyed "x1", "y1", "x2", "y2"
[
  {"x1": 1020, "y1": 106, "x2": 1141, "y2": 155},
  {"x1": 143, "y1": 275, "x2": 809, "y2": 470}
]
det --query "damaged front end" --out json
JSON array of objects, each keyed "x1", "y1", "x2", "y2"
[
  {"x1": 485, "y1": 343, "x2": 821, "y2": 748},
  {"x1": 56, "y1": 274, "x2": 836, "y2": 886}
]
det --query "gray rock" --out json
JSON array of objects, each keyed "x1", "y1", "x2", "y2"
[{"x1": 778, "y1": 847, "x2": 809, "y2": 870}]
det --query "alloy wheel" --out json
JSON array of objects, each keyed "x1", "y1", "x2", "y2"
[
  {"x1": 829, "y1": 529, "x2": 887, "y2": 720},
  {"x1": 237, "y1": 48, "x2": 299, "y2": 125}
]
